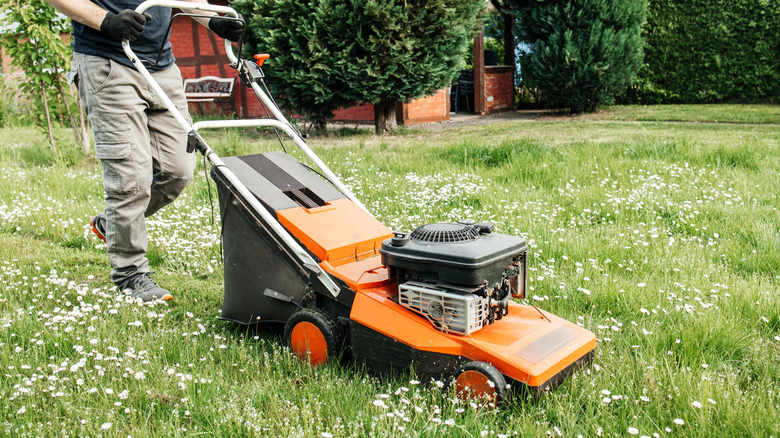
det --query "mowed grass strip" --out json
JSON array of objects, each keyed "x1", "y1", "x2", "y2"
[
  {"x1": 0, "y1": 105, "x2": 778, "y2": 437},
  {"x1": 548, "y1": 104, "x2": 780, "y2": 125}
]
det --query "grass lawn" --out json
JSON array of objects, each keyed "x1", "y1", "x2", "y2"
[
  {"x1": 0, "y1": 105, "x2": 778, "y2": 437},
  {"x1": 573, "y1": 104, "x2": 780, "y2": 125}
]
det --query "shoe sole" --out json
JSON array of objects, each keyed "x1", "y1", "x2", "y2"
[
  {"x1": 128, "y1": 293, "x2": 174, "y2": 303},
  {"x1": 90, "y1": 215, "x2": 106, "y2": 243}
]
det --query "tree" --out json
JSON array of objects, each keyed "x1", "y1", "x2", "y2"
[
  {"x1": 235, "y1": 0, "x2": 483, "y2": 134},
  {"x1": 510, "y1": 0, "x2": 646, "y2": 113},
  {"x1": 0, "y1": 0, "x2": 90, "y2": 152}
]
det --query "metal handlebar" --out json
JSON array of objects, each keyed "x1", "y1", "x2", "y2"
[
  {"x1": 120, "y1": 0, "x2": 243, "y2": 136},
  {"x1": 126, "y1": 0, "x2": 239, "y2": 64},
  {"x1": 117, "y1": 0, "x2": 349, "y2": 298}
]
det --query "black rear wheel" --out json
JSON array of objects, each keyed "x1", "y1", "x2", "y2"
[{"x1": 284, "y1": 308, "x2": 344, "y2": 367}]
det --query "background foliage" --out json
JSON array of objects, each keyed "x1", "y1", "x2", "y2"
[
  {"x1": 0, "y1": 76, "x2": 29, "y2": 127},
  {"x1": 0, "y1": 0, "x2": 88, "y2": 151},
  {"x1": 512, "y1": 0, "x2": 647, "y2": 113},
  {"x1": 234, "y1": 0, "x2": 483, "y2": 133},
  {"x1": 626, "y1": 0, "x2": 780, "y2": 104}
]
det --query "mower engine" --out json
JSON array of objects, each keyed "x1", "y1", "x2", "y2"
[{"x1": 380, "y1": 221, "x2": 527, "y2": 335}]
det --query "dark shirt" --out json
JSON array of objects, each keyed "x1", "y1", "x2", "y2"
[{"x1": 72, "y1": 0, "x2": 174, "y2": 71}]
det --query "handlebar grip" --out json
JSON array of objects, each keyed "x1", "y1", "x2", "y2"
[{"x1": 129, "y1": 0, "x2": 241, "y2": 65}]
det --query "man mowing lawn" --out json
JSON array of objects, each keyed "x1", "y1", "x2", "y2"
[{"x1": 46, "y1": 0, "x2": 241, "y2": 301}]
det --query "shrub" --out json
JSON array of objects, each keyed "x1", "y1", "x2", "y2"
[
  {"x1": 0, "y1": 76, "x2": 27, "y2": 127},
  {"x1": 512, "y1": 0, "x2": 646, "y2": 113},
  {"x1": 235, "y1": 0, "x2": 483, "y2": 134}
]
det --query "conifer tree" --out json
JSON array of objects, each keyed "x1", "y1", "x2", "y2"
[
  {"x1": 511, "y1": 0, "x2": 646, "y2": 113},
  {"x1": 236, "y1": 0, "x2": 483, "y2": 134}
]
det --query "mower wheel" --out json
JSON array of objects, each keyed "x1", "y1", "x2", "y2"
[
  {"x1": 454, "y1": 361, "x2": 508, "y2": 405},
  {"x1": 284, "y1": 308, "x2": 344, "y2": 367}
]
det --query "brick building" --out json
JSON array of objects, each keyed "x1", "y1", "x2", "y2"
[{"x1": 1, "y1": 3, "x2": 514, "y2": 123}]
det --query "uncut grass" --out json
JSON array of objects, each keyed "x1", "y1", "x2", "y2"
[
  {"x1": 1, "y1": 107, "x2": 779, "y2": 437},
  {"x1": 577, "y1": 104, "x2": 780, "y2": 125}
]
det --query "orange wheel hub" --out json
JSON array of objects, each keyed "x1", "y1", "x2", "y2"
[
  {"x1": 455, "y1": 370, "x2": 497, "y2": 403},
  {"x1": 290, "y1": 321, "x2": 328, "y2": 366}
]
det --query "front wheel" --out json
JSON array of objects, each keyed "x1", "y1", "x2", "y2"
[
  {"x1": 284, "y1": 308, "x2": 344, "y2": 367},
  {"x1": 453, "y1": 361, "x2": 508, "y2": 405}
]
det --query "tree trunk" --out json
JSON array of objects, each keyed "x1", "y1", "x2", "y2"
[
  {"x1": 311, "y1": 119, "x2": 327, "y2": 135},
  {"x1": 40, "y1": 81, "x2": 57, "y2": 151},
  {"x1": 54, "y1": 72, "x2": 82, "y2": 150},
  {"x1": 373, "y1": 99, "x2": 398, "y2": 135},
  {"x1": 78, "y1": 94, "x2": 90, "y2": 154}
]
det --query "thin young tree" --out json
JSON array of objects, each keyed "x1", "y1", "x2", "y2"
[{"x1": 0, "y1": 0, "x2": 90, "y2": 152}]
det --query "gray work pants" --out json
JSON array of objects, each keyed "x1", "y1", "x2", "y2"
[{"x1": 72, "y1": 53, "x2": 195, "y2": 285}]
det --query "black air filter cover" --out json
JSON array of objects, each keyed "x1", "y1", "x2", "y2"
[
  {"x1": 410, "y1": 222, "x2": 480, "y2": 243},
  {"x1": 381, "y1": 222, "x2": 527, "y2": 287}
]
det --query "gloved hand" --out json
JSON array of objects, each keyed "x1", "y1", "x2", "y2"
[
  {"x1": 208, "y1": 16, "x2": 243, "y2": 42},
  {"x1": 100, "y1": 9, "x2": 153, "y2": 42}
]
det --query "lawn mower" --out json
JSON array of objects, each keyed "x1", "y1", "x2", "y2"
[{"x1": 127, "y1": 1, "x2": 595, "y2": 403}]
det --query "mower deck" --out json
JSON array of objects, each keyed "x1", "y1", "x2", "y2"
[
  {"x1": 350, "y1": 280, "x2": 595, "y2": 389},
  {"x1": 276, "y1": 195, "x2": 596, "y2": 390}
]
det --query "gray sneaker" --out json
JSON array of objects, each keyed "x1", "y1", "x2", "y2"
[{"x1": 119, "y1": 273, "x2": 173, "y2": 302}]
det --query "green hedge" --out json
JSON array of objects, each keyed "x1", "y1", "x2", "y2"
[{"x1": 630, "y1": 0, "x2": 780, "y2": 104}]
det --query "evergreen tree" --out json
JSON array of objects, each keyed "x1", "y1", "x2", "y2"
[
  {"x1": 235, "y1": 0, "x2": 483, "y2": 134},
  {"x1": 511, "y1": 0, "x2": 646, "y2": 113}
]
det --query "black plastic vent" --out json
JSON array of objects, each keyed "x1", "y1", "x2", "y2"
[
  {"x1": 410, "y1": 222, "x2": 480, "y2": 243},
  {"x1": 238, "y1": 154, "x2": 326, "y2": 209}
]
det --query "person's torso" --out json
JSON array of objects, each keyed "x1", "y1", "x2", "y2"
[{"x1": 72, "y1": 0, "x2": 174, "y2": 71}]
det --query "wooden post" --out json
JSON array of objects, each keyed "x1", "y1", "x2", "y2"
[
  {"x1": 503, "y1": 11, "x2": 514, "y2": 68},
  {"x1": 474, "y1": 29, "x2": 486, "y2": 115}
]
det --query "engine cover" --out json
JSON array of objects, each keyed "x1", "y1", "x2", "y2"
[{"x1": 380, "y1": 222, "x2": 527, "y2": 287}]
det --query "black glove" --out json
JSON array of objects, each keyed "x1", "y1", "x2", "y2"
[
  {"x1": 208, "y1": 16, "x2": 243, "y2": 42},
  {"x1": 100, "y1": 9, "x2": 153, "y2": 42}
]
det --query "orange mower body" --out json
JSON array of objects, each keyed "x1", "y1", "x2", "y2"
[{"x1": 211, "y1": 152, "x2": 595, "y2": 401}]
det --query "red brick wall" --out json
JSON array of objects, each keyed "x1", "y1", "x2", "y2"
[
  {"x1": 1, "y1": 46, "x2": 14, "y2": 77},
  {"x1": 171, "y1": 17, "x2": 268, "y2": 118},
  {"x1": 403, "y1": 88, "x2": 450, "y2": 125},
  {"x1": 332, "y1": 104, "x2": 375, "y2": 122},
  {"x1": 169, "y1": 15, "x2": 450, "y2": 124},
  {"x1": 484, "y1": 66, "x2": 514, "y2": 113},
  {"x1": 332, "y1": 89, "x2": 450, "y2": 125}
]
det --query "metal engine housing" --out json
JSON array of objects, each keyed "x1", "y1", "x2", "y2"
[
  {"x1": 383, "y1": 221, "x2": 528, "y2": 335},
  {"x1": 398, "y1": 281, "x2": 490, "y2": 335}
]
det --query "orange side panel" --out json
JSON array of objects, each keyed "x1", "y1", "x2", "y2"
[
  {"x1": 321, "y1": 256, "x2": 391, "y2": 291},
  {"x1": 351, "y1": 288, "x2": 464, "y2": 354},
  {"x1": 276, "y1": 198, "x2": 393, "y2": 264},
  {"x1": 350, "y1": 287, "x2": 596, "y2": 387}
]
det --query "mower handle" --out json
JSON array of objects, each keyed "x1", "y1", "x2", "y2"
[
  {"x1": 118, "y1": 1, "x2": 350, "y2": 298},
  {"x1": 121, "y1": 0, "x2": 242, "y2": 137},
  {"x1": 124, "y1": 0, "x2": 240, "y2": 65}
]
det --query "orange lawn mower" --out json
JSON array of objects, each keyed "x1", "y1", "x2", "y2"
[{"x1": 128, "y1": 1, "x2": 596, "y2": 404}]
